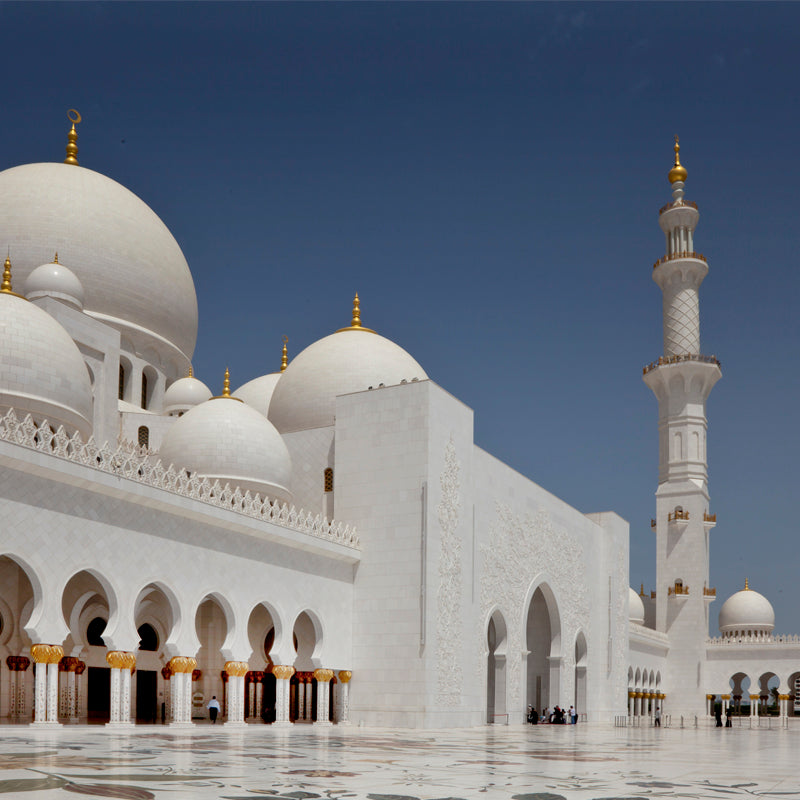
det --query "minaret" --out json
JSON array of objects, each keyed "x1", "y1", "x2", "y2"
[{"x1": 643, "y1": 138, "x2": 721, "y2": 716}]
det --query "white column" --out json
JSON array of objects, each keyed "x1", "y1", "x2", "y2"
[
  {"x1": 46, "y1": 662, "x2": 59, "y2": 723},
  {"x1": 109, "y1": 669, "x2": 121, "y2": 723},
  {"x1": 338, "y1": 671, "x2": 352, "y2": 725},
  {"x1": 247, "y1": 677, "x2": 256, "y2": 720},
  {"x1": 9, "y1": 667, "x2": 18, "y2": 720},
  {"x1": 628, "y1": 693, "x2": 634, "y2": 717},
  {"x1": 751, "y1": 694, "x2": 760, "y2": 718},
  {"x1": 167, "y1": 658, "x2": 196, "y2": 727},
  {"x1": 120, "y1": 668, "x2": 132, "y2": 724},
  {"x1": 313, "y1": 669, "x2": 333, "y2": 726},
  {"x1": 634, "y1": 693, "x2": 641, "y2": 717},
  {"x1": 33, "y1": 661, "x2": 47, "y2": 723},
  {"x1": 272, "y1": 666, "x2": 294, "y2": 727},
  {"x1": 255, "y1": 680, "x2": 263, "y2": 721},
  {"x1": 305, "y1": 681, "x2": 313, "y2": 721},
  {"x1": 298, "y1": 677, "x2": 306, "y2": 720},
  {"x1": 224, "y1": 662, "x2": 248, "y2": 728}
]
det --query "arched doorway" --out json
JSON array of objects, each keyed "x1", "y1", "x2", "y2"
[
  {"x1": 525, "y1": 584, "x2": 561, "y2": 712},
  {"x1": 486, "y1": 610, "x2": 508, "y2": 723},
  {"x1": 195, "y1": 595, "x2": 231, "y2": 720},
  {"x1": 247, "y1": 602, "x2": 280, "y2": 722},
  {"x1": 292, "y1": 611, "x2": 321, "y2": 722}
]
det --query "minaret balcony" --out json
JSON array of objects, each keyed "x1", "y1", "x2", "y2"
[
  {"x1": 667, "y1": 509, "x2": 689, "y2": 525},
  {"x1": 703, "y1": 512, "x2": 717, "y2": 529},
  {"x1": 653, "y1": 251, "x2": 706, "y2": 270},
  {"x1": 643, "y1": 352, "x2": 721, "y2": 376},
  {"x1": 667, "y1": 582, "x2": 689, "y2": 598},
  {"x1": 703, "y1": 586, "x2": 716, "y2": 601},
  {"x1": 659, "y1": 199, "x2": 698, "y2": 216}
]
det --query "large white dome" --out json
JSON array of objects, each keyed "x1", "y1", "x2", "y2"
[
  {"x1": 269, "y1": 307, "x2": 426, "y2": 434},
  {"x1": 0, "y1": 281, "x2": 92, "y2": 436},
  {"x1": 0, "y1": 162, "x2": 198, "y2": 371},
  {"x1": 159, "y1": 394, "x2": 292, "y2": 503},
  {"x1": 718, "y1": 582, "x2": 775, "y2": 636}
]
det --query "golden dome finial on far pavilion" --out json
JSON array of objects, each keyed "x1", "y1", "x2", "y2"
[
  {"x1": 213, "y1": 366, "x2": 243, "y2": 402},
  {"x1": 281, "y1": 335, "x2": 289, "y2": 372},
  {"x1": 53, "y1": 252, "x2": 59, "y2": 264},
  {"x1": 188, "y1": 366, "x2": 193, "y2": 378},
  {"x1": 745, "y1": 577, "x2": 750, "y2": 591},
  {"x1": 64, "y1": 109, "x2": 82, "y2": 166},
  {"x1": 0, "y1": 255, "x2": 24, "y2": 299},
  {"x1": 668, "y1": 135, "x2": 688, "y2": 184}
]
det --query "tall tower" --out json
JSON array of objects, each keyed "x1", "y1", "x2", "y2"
[{"x1": 643, "y1": 139, "x2": 721, "y2": 715}]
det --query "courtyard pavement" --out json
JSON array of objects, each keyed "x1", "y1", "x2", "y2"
[{"x1": 0, "y1": 720, "x2": 797, "y2": 799}]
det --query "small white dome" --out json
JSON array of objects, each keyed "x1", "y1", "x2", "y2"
[
  {"x1": 24, "y1": 258, "x2": 85, "y2": 310},
  {"x1": 158, "y1": 395, "x2": 292, "y2": 503},
  {"x1": 233, "y1": 372, "x2": 281, "y2": 418},
  {"x1": 0, "y1": 285, "x2": 92, "y2": 436},
  {"x1": 718, "y1": 582, "x2": 775, "y2": 636},
  {"x1": 629, "y1": 588, "x2": 645, "y2": 625},
  {"x1": 162, "y1": 374, "x2": 212, "y2": 416},
  {"x1": 269, "y1": 327, "x2": 427, "y2": 433}
]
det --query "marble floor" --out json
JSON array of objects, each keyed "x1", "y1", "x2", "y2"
[{"x1": 0, "y1": 720, "x2": 798, "y2": 800}]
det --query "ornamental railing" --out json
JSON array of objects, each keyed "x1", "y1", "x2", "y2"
[
  {"x1": 653, "y1": 251, "x2": 707, "y2": 270},
  {"x1": 668, "y1": 509, "x2": 689, "y2": 522},
  {"x1": 659, "y1": 199, "x2": 698, "y2": 215},
  {"x1": 643, "y1": 353, "x2": 721, "y2": 375},
  {"x1": 0, "y1": 408, "x2": 359, "y2": 550},
  {"x1": 707, "y1": 633, "x2": 800, "y2": 645},
  {"x1": 704, "y1": 512, "x2": 717, "y2": 523},
  {"x1": 703, "y1": 587, "x2": 716, "y2": 597},
  {"x1": 668, "y1": 583, "x2": 689, "y2": 596}
]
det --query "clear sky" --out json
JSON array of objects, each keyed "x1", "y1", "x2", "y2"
[{"x1": 2, "y1": 2, "x2": 797, "y2": 634}]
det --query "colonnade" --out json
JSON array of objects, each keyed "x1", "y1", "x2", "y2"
[
  {"x1": 707, "y1": 692, "x2": 794, "y2": 719},
  {"x1": 14, "y1": 644, "x2": 353, "y2": 727},
  {"x1": 627, "y1": 690, "x2": 666, "y2": 720}
]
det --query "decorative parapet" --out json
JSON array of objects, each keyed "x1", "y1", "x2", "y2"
[
  {"x1": 703, "y1": 587, "x2": 716, "y2": 597},
  {"x1": 653, "y1": 250, "x2": 707, "y2": 270},
  {"x1": 668, "y1": 509, "x2": 689, "y2": 522},
  {"x1": 0, "y1": 408, "x2": 359, "y2": 550},
  {"x1": 643, "y1": 352, "x2": 721, "y2": 375},
  {"x1": 668, "y1": 582, "x2": 689, "y2": 596},
  {"x1": 703, "y1": 512, "x2": 717, "y2": 523},
  {"x1": 707, "y1": 633, "x2": 800, "y2": 645}
]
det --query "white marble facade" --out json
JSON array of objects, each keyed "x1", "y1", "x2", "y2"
[{"x1": 0, "y1": 123, "x2": 794, "y2": 730}]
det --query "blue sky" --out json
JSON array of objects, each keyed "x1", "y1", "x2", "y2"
[{"x1": 2, "y1": 2, "x2": 798, "y2": 634}]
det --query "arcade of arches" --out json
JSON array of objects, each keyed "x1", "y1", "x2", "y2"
[{"x1": 0, "y1": 557, "x2": 353, "y2": 726}]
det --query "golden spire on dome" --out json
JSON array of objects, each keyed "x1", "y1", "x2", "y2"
[
  {"x1": 53, "y1": 252, "x2": 59, "y2": 264},
  {"x1": 212, "y1": 366, "x2": 243, "y2": 402},
  {"x1": 668, "y1": 135, "x2": 688, "y2": 184},
  {"x1": 744, "y1": 577, "x2": 750, "y2": 591},
  {"x1": 64, "y1": 109, "x2": 82, "y2": 166},
  {"x1": 0, "y1": 255, "x2": 24, "y2": 299},
  {"x1": 640, "y1": 583, "x2": 645, "y2": 596},
  {"x1": 281, "y1": 335, "x2": 289, "y2": 372},
  {"x1": 188, "y1": 366, "x2": 193, "y2": 378},
  {"x1": 336, "y1": 292, "x2": 376, "y2": 333}
]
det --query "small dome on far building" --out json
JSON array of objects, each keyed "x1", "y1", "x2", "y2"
[
  {"x1": 24, "y1": 255, "x2": 85, "y2": 310},
  {"x1": 162, "y1": 370, "x2": 212, "y2": 416},
  {"x1": 629, "y1": 587, "x2": 645, "y2": 626}
]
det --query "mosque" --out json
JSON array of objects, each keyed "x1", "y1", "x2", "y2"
[{"x1": 0, "y1": 114, "x2": 795, "y2": 729}]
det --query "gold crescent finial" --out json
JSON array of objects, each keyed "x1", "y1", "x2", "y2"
[
  {"x1": 280, "y1": 336, "x2": 289, "y2": 372},
  {"x1": 744, "y1": 577, "x2": 749, "y2": 591},
  {"x1": 222, "y1": 367, "x2": 231, "y2": 397},
  {"x1": 0, "y1": 255, "x2": 23, "y2": 299},
  {"x1": 668, "y1": 134, "x2": 687, "y2": 184},
  {"x1": 64, "y1": 109, "x2": 81, "y2": 166}
]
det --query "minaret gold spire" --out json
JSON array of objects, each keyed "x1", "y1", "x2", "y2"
[
  {"x1": 188, "y1": 366, "x2": 193, "y2": 378},
  {"x1": 0, "y1": 256, "x2": 24, "y2": 299},
  {"x1": 744, "y1": 577, "x2": 750, "y2": 591},
  {"x1": 53, "y1": 252, "x2": 59, "y2": 264},
  {"x1": 668, "y1": 135, "x2": 688, "y2": 184},
  {"x1": 336, "y1": 292, "x2": 376, "y2": 333},
  {"x1": 281, "y1": 335, "x2": 288, "y2": 372},
  {"x1": 64, "y1": 109, "x2": 82, "y2": 166},
  {"x1": 222, "y1": 367, "x2": 231, "y2": 397}
]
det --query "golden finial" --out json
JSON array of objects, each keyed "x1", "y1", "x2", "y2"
[
  {"x1": 744, "y1": 577, "x2": 749, "y2": 591},
  {"x1": 640, "y1": 583, "x2": 645, "y2": 596},
  {"x1": 53, "y1": 252, "x2": 59, "y2": 264},
  {"x1": 64, "y1": 109, "x2": 82, "y2": 166},
  {"x1": 222, "y1": 367, "x2": 231, "y2": 397},
  {"x1": 188, "y1": 366, "x2": 193, "y2": 378},
  {"x1": 668, "y1": 135, "x2": 688, "y2": 184},
  {"x1": 336, "y1": 291, "x2": 376, "y2": 333},
  {"x1": 281, "y1": 335, "x2": 288, "y2": 372},
  {"x1": 0, "y1": 255, "x2": 24, "y2": 299}
]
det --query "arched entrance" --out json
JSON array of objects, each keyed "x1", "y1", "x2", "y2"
[
  {"x1": 195, "y1": 595, "x2": 231, "y2": 720},
  {"x1": 292, "y1": 611, "x2": 321, "y2": 722},
  {"x1": 525, "y1": 584, "x2": 561, "y2": 712},
  {"x1": 486, "y1": 609, "x2": 508, "y2": 723}
]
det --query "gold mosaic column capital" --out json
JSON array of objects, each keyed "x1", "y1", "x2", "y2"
[
  {"x1": 338, "y1": 670, "x2": 352, "y2": 684},
  {"x1": 224, "y1": 661, "x2": 249, "y2": 678},
  {"x1": 31, "y1": 644, "x2": 62, "y2": 664},
  {"x1": 168, "y1": 656, "x2": 197, "y2": 674},
  {"x1": 313, "y1": 668, "x2": 334, "y2": 682},
  {"x1": 106, "y1": 650, "x2": 135, "y2": 671},
  {"x1": 272, "y1": 665, "x2": 295, "y2": 681}
]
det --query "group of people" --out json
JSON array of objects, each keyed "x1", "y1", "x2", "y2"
[
  {"x1": 527, "y1": 705, "x2": 578, "y2": 724},
  {"x1": 714, "y1": 705, "x2": 734, "y2": 727}
]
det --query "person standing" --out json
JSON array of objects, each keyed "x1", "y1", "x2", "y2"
[
  {"x1": 207, "y1": 695, "x2": 221, "y2": 724},
  {"x1": 654, "y1": 706, "x2": 661, "y2": 727},
  {"x1": 715, "y1": 706, "x2": 723, "y2": 727}
]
